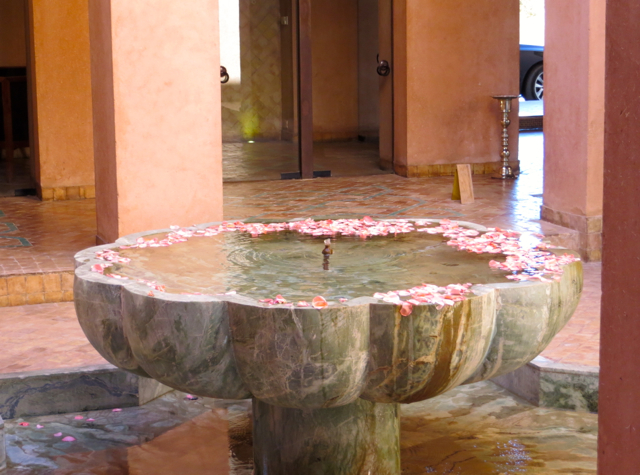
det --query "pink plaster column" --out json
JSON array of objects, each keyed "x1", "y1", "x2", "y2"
[
  {"x1": 392, "y1": 0, "x2": 520, "y2": 177},
  {"x1": 88, "y1": 0, "x2": 223, "y2": 243},
  {"x1": 542, "y1": 0, "x2": 605, "y2": 261},
  {"x1": 599, "y1": 1, "x2": 640, "y2": 472}
]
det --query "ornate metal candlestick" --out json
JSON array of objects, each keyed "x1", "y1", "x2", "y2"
[{"x1": 492, "y1": 95, "x2": 519, "y2": 179}]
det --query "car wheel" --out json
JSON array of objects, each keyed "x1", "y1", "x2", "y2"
[{"x1": 523, "y1": 63, "x2": 543, "y2": 101}]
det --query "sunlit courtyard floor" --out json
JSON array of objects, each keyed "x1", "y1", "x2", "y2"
[{"x1": 4, "y1": 381, "x2": 596, "y2": 474}]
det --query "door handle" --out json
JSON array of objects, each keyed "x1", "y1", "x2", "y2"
[
  {"x1": 220, "y1": 66, "x2": 230, "y2": 84},
  {"x1": 376, "y1": 55, "x2": 391, "y2": 77}
]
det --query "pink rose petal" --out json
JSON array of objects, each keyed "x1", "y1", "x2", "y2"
[
  {"x1": 36, "y1": 424, "x2": 44, "y2": 429},
  {"x1": 74, "y1": 415, "x2": 84, "y2": 420},
  {"x1": 54, "y1": 432, "x2": 63, "y2": 437},
  {"x1": 312, "y1": 296, "x2": 328, "y2": 309},
  {"x1": 62, "y1": 436, "x2": 76, "y2": 442},
  {"x1": 19, "y1": 422, "x2": 29, "y2": 427},
  {"x1": 400, "y1": 302, "x2": 414, "y2": 317},
  {"x1": 112, "y1": 408, "x2": 122, "y2": 412}
]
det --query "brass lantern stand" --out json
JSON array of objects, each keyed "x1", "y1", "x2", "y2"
[{"x1": 492, "y1": 95, "x2": 519, "y2": 179}]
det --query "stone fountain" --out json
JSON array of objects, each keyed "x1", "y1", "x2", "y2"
[{"x1": 74, "y1": 218, "x2": 582, "y2": 474}]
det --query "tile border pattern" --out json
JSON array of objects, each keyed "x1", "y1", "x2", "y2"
[
  {"x1": 392, "y1": 160, "x2": 521, "y2": 178},
  {"x1": 38, "y1": 185, "x2": 96, "y2": 201}
]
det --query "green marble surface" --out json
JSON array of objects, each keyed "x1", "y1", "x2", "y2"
[{"x1": 73, "y1": 220, "x2": 584, "y2": 474}]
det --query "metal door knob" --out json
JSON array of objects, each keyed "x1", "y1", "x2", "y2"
[
  {"x1": 220, "y1": 66, "x2": 230, "y2": 84},
  {"x1": 377, "y1": 59, "x2": 391, "y2": 77}
]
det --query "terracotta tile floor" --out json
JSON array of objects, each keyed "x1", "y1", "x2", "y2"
[
  {"x1": 223, "y1": 141, "x2": 390, "y2": 182},
  {"x1": 0, "y1": 132, "x2": 600, "y2": 374},
  {"x1": 0, "y1": 196, "x2": 96, "y2": 276},
  {"x1": 0, "y1": 302, "x2": 108, "y2": 374},
  {"x1": 540, "y1": 261, "x2": 601, "y2": 368}
]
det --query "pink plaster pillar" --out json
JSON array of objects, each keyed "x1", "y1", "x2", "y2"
[
  {"x1": 599, "y1": 1, "x2": 640, "y2": 472},
  {"x1": 88, "y1": 0, "x2": 223, "y2": 243},
  {"x1": 542, "y1": 0, "x2": 605, "y2": 261},
  {"x1": 392, "y1": 0, "x2": 520, "y2": 177}
]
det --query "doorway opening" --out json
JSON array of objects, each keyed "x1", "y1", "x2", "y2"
[
  {"x1": 220, "y1": 0, "x2": 394, "y2": 183},
  {"x1": 0, "y1": 0, "x2": 34, "y2": 197}
]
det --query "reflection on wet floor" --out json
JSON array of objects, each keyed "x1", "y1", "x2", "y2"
[
  {"x1": 223, "y1": 141, "x2": 391, "y2": 182},
  {"x1": 4, "y1": 382, "x2": 596, "y2": 474}
]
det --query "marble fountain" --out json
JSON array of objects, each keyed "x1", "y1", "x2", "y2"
[{"x1": 73, "y1": 218, "x2": 582, "y2": 474}]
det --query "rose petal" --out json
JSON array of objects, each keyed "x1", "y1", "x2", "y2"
[
  {"x1": 54, "y1": 432, "x2": 63, "y2": 437},
  {"x1": 74, "y1": 416, "x2": 84, "y2": 420},
  {"x1": 62, "y1": 436, "x2": 76, "y2": 442},
  {"x1": 400, "y1": 302, "x2": 413, "y2": 317},
  {"x1": 112, "y1": 408, "x2": 122, "y2": 412},
  {"x1": 312, "y1": 296, "x2": 328, "y2": 309},
  {"x1": 19, "y1": 422, "x2": 29, "y2": 427}
]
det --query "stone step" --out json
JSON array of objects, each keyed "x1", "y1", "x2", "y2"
[
  {"x1": 0, "y1": 364, "x2": 171, "y2": 420},
  {"x1": 0, "y1": 271, "x2": 74, "y2": 307},
  {"x1": 492, "y1": 356, "x2": 599, "y2": 413}
]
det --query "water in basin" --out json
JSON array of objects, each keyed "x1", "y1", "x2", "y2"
[{"x1": 107, "y1": 230, "x2": 512, "y2": 302}]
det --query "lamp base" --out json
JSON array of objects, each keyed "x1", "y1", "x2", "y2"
[{"x1": 492, "y1": 166, "x2": 517, "y2": 179}]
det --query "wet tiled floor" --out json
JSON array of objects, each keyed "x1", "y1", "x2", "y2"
[
  {"x1": 0, "y1": 303, "x2": 107, "y2": 374},
  {"x1": 0, "y1": 197, "x2": 95, "y2": 276},
  {"x1": 540, "y1": 262, "x2": 601, "y2": 368},
  {"x1": 223, "y1": 141, "x2": 390, "y2": 182},
  {"x1": 3, "y1": 381, "x2": 596, "y2": 474},
  {"x1": 0, "y1": 132, "x2": 600, "y2": 374}
]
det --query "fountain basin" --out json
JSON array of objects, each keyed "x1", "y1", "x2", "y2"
[{"x1": 74, "y1": 218, "x2": 582, "y2": 474}]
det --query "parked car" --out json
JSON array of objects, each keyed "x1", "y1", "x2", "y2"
[{"x1": 520, "y1": 44, "x2": 544, "y2": 100}]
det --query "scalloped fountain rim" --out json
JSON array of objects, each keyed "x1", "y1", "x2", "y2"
[{"x1": 73, "y1": 218, "x2": 576, "y2": 310}]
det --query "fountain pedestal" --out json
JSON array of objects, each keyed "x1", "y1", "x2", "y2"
[{"x1": 253, "y1": 398, "x2": 400, "y2": 475}]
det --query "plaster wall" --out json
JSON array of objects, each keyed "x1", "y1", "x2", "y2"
[
  {"x1": 393, "y1": 0, "x2": 519, "y2": 176},
  {"x1": 27, "y1": 0, "x2": 95, "y2": 197},
  {"x1": 89, "y1": 0, "x2": 223, "y2": 243},
  {"x1": 543, "y1": 0, "x2": 604, "y2": 218},
  {"x1": 0, "y1": 0, "x2": 27, "y2": 67},
  {"x1": 311, "y1": 0, "x2": 359, "y2": 141}
]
